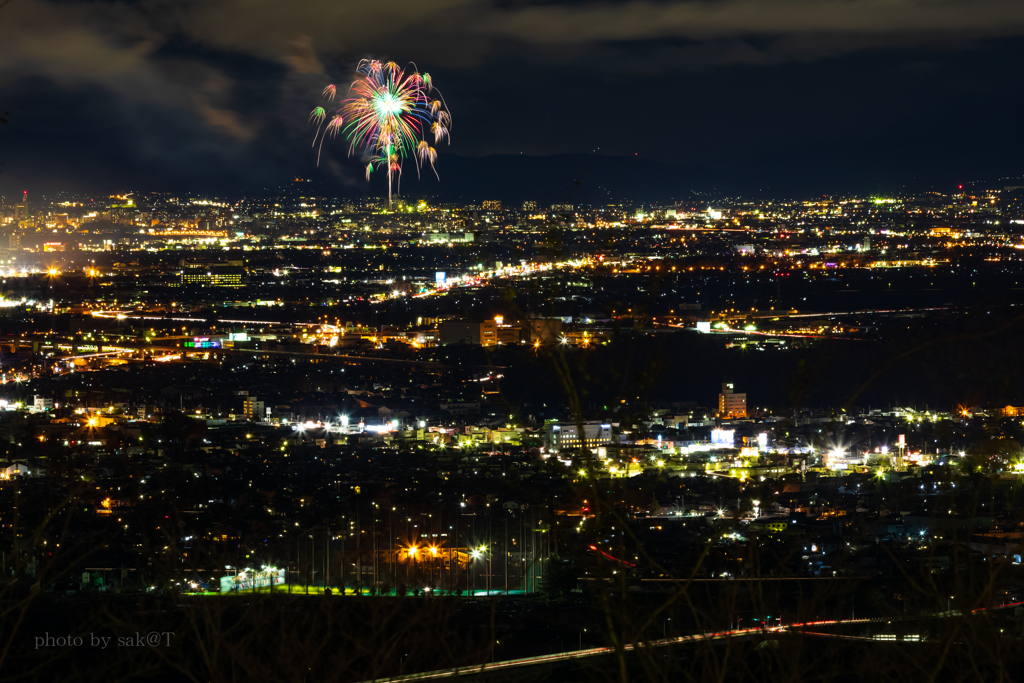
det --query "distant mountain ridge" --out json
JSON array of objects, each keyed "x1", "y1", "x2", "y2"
[
  {"x1": 349, "y1": 152, "x2": 1006, "y2": 205},
  {"x1": 424, "y1": 153, "x2": 729, "y2": 205},
  {"x1": 268, "y1": 153, "x2": 1021, "y2": 204}
]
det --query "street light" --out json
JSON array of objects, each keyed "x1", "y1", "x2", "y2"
[{"x1": 470, "y1": 547, "x2": 486, "y2": 596}]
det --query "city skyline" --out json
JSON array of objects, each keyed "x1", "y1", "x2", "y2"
[{"x1": 3, "y1": 179, "x2": 1024, "y2": 681}]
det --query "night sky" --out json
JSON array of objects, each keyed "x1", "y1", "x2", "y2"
[{"x1": 1, "y1": 0, "x2": 1023, "y2": 199}]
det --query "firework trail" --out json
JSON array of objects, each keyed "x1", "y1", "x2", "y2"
[{"x1": 310, "y1": 59, "x2": 451, "y2": 206}]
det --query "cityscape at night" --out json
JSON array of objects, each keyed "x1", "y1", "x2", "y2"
[{"x1": 2, "y1": 0, "x2": 1024, "y2": 681}]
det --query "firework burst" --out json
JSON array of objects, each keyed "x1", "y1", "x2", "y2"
[{"x1": 310, "y1": 59, "x2": 451, "y2": 206}]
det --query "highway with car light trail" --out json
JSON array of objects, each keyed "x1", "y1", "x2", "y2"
[{"x1": 359, "y1": 618, "x2": 892, "y2": 682}]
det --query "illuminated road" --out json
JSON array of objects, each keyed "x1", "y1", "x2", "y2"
[
  {"x1": 655, "y1": 321, "x2": 841, "y2": 341},
  {"x1": 58, "y1": 350, "x2": 132, "y2": 360},
  {"x1": 224, "y1": 347, "x2": 458, "y2": 368},
  {"x1": 90, "y1": 310, "x2": 321, "y2": 326},
  {"x1": 757, "y1": 305, "x2": 950, "y2": 319},
  {"x1": 656, "y1": 304, "x2": 956, "y2": 339},
  {"x1": 5, "y1": 335, "x2": 464, "y2": 370},
  {"x1": 358, "y1": 618, "x2": 881, "y2": 683},
  {"x1": 361, "y1": 608, "x2": 1007, "y2": 683},
  {"x1": 412, "y1": 257, "x2": 594, "y2": 300}
]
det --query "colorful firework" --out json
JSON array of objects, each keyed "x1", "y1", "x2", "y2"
[{"x1": 310, "y1": 59, "x2": 451, "y2": 206}]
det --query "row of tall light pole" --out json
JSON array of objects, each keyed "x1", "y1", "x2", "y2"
[{"x1": 290, "y1": 504, "x2": 551, "y2": 595}]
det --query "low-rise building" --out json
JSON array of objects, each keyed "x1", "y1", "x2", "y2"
[{"x1": 545, "y1": 421, "x2": 613, "y2": 453}]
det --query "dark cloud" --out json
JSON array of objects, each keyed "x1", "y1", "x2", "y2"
[
  {"x1": 476, "y1": 0, "x2": 1024, "y2": 44},
  {"x1": 285, "y1": 35, "x2": 324, "y2": 75},
  {"x1": 175, "y1": 0, "x2": 1024, "y2": 65}
]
